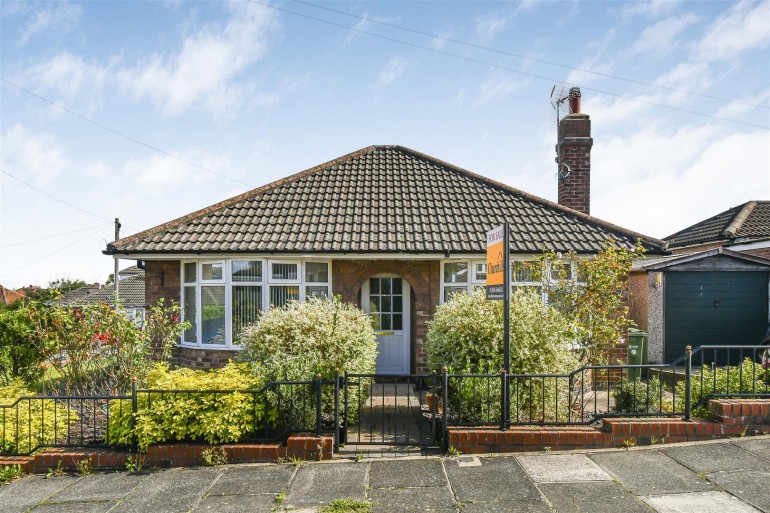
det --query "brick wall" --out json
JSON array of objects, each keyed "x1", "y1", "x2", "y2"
[
  {"x1": 144, "y1": 260, "x2": 181, "y2": 306},
  {"x1": 557, "y1": 113, "x2": 592, "y2": 215},
  {"x1": 332, "y1": 259, "x2": 440, "y2": 373},
  {"x1": 171, "y1": 346, "x2": 238, "y2": 370}
]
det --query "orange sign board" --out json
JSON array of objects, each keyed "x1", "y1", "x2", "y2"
[{"x1": 486, "y1": 225, "x2": 505, "y2": 299}]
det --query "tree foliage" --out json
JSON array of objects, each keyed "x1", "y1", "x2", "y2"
[
  {"x1": 0, "y1": 303, "x2": 46, "y2": 385},
  {"x1": 534, "y1": 241, "x2": 643, "y2": 365}
]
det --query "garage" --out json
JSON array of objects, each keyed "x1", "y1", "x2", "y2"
[
  {"x1": 664, "y1": 271, "x2": 768, "y2": 363},
  {"x1": 629, "y1": 248, "x2": 770, "y2": 365}
]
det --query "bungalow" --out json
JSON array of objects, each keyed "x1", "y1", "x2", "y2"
[
  {"x1": 58, "y1": 266, "x2": 146, "y2": 321},
  {"x1": 105, "y1": 93, "x2": 666, "y2": 373}
]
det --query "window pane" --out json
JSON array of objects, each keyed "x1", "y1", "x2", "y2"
[
  {"x1": 370, "y1": 296, "x2": 380, "y2": 314},
  {"x1": 183, "y1": 263, "x2": 197, "y2": 284},
  {"x1": 443, "y1": 286, "x2": 467, "y2": 302},
  {"x1": 512, "y1": 262, "x2": 534, "y2": 283},
  {"x1": 392, "y1": 295, "x2": 403, "y2": 313},
  {"x1": 305, "y1": 262, "x2": 328, "y2": 283},
  {"x1": 392, "y1": 279, "x2": 402, "y2": 295},
  {"x1": 444, "y1": 262, "x2": 468, "y2": 283},
  {"x1": 475, "y1": 263, "x2": 487, "y2": 281},
  {"x1": 379, "y1": 314, "x2": 391, "y2": 330},
  {"x1": 202, "y1": 262, "x2": 223, "y2": 281},
  {"x1": 393, "y1": 314, "x2": 402, "y2": 330},
  {"x1": 381, "y1": 278, "x2": 391, "y2": 294},
  {"x1": 381, "y1": 296, "x2": 391, "y2": 314},
  {"x1": 183, "y1": 286, "x2": 197, "y2": 342},
  {"x1": 550, "y1": 263, "x2": 568, "y2": 281},
  {"x1": 232, "y1": 260, "x2": 262, "y2": 282},
  {"x1": 370, "y1": 278, "x2": 379, "y2": 294},
  {"x1": 201, "y1": 286, "x2": 225, "y2": 345},
  {"x1": 270, "y1": 285, "x2": 299, "y2": 307},
  {"x1": 306, "y1": 286, "x2": 328, "y2": 299},
  {"x1": 272, "y1": 262, "x2": 298, "y2": 280},
  {"x1": 232, "y1": 286, "x2": 262, "y2": 342}
]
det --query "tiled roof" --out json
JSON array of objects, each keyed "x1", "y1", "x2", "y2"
[
  {"x1": 665, "y1": 201, "x2": 770, "y2": 248},
  {"x1": 59, "y1": 272, "x2": 145, "y2": 308},
  {"x1": 0, "y1": 286, "x2": 25, "y2": 304},
  {"x1": 107, "y1": 145, "x2": 666, "y2": 255}
]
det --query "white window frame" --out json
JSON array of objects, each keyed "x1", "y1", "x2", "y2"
[{"x1": 180, "y1": 258, "x2": 331, "y2": 349}]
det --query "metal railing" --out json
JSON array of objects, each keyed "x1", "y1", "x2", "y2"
[{"x1": 442, "y1": 344, "x2": 770, "y2": 429}]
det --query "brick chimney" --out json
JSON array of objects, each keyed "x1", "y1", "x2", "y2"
[{"x1": 557, "y1": 87, "x2": 593, "y2": 215}]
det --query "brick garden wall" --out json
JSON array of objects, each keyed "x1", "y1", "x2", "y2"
[{"x1": 332, "y1": 259, "x2": 440, "y2": 373}]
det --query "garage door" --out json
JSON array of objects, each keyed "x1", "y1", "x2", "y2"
[{"x1": 665, "y1": 271, "x2": 769, "y2": 364}]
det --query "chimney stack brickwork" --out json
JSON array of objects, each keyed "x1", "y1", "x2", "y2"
[{"x1": 557, "y1": 89, "x2": 593, "y2": 216}]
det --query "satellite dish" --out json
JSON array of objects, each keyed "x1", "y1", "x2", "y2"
[{"x1": 551, "y1": 85, "x2": 571, "y2": 179}]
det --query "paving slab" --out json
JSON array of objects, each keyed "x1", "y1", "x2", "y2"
[
  {"x1": 369, "y1": 459, "x2": 447, "y2": 488},
  {"x1": 0, "y1": 475, "x2": 80, "y2": 513},
  {"x1": 707, "y1": 469, "x2": 770, "y2": 512},
  {"x1": 206, "y1": 465, "x2": 295, "y2": 496},
  {"x1": 589, "y1": 449, "x2": 715, "y2": 495},
  {"x1": 47, "y1": 472, "x2": 150, "y2": 502},
  {"x1": 284, "y1": 463, "x2": 367, "y2": 508},
  {"x1": 459, "y1": 500, "x2": 553, "y2": 513},
  {"x1": 641, "y1": 491, "x2": 762, "y2": 513},
  {"x1": 444, "y1": 457, "x2": 541, "y2": 502},
  {"x1": 517, "y1": 453, "x2": 610, "y2": 483},
  {"x1": 29, "y1": 502, "x2": 117, "y2": 513},
  {"x1": 732, "y1": 438, "x2": 770, "y2": 462},
  {"x1": 539, "y1": 482, "x2": 651, "y2": 513},
  {"x1": 663, "y1": 442, "x2": 770, "y2": 473},
  {"x1": 110, "y1": 468, "x2": 222, "y2": 513},
  {"x1": 192, "y1": 494, "x2": 276, "y2": 513},
  {"x1": 369, "y1": 486, "x2": 456, "y2": 513}
]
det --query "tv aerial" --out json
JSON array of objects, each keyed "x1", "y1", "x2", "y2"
[{"x1": 551, "y1": 85, "x2": 571, "y2": 180}]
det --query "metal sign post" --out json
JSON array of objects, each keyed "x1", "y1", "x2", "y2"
[{"x1": 486, "y1": 223, "x2": 511, "y2": 428}]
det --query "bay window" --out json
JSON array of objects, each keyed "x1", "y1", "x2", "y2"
[{"x1": 181, "y1": 259, "x2": 331, "y2": 348}]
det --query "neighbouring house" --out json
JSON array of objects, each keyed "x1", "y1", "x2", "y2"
[
  {"x1": 59, "y1": 266, "x2": 146, "y2": 321},
  {"x1": 629, "y1": 248, "x2": 770, "y2": 364},
  {"x1": 664, "y1": 201, "x2": 770, "y2": 258},
  {"x1": 105, "y1": 92, "x2": 667, "y2": 373},
  {"x1": 0, "y1": 285, "x2": 25, "y2": 305}
]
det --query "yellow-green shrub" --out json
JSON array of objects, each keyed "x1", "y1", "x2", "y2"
[
  {"x1": 107, "y1": 362, "x2": 271, "y2": 451},
  {"x1": 0, "y1": 380, "x2": 77, "y2": 454}
]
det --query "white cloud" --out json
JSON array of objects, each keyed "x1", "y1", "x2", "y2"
[
  {"x1": 695, "y1": 0, "x2": 769, "y2": 61},
  {"x1": 21, "y1": 52, "x2": 110, "y2": 106},
  {"x1": 592, "y1": 125, "x2": 770, "y2": 238},
  {"x1": 117, "y1": 1, "x2": 278, "y2": 116},
  {"x1": 474, "y1": 72, "x2": 528, "y2": 107},
  {"x1": 15, "y1": 1, "x2": 82, "y2": 46},
  {"x1": 714, "y1": 90, "x2": 770, "y2": 119},
  {"x1": 0, "y1": 124, "x2": 71, "y2": 185},
  {"x1": 621, "y1": 0, "x2": 678, "y2": 20},
  {"x1": 626, "y1": 13, "x2": 700, "y2": 57},
  {"x1": 376, "y1": 56, "x2": 408, "y2": 87},
  {"x1": 472, "y1": 2, "x2": 534, "y2": 43}
]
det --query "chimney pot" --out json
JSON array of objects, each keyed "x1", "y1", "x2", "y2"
[{"x1": 568, "y1": 87, "x2": 581, "y2": 114}]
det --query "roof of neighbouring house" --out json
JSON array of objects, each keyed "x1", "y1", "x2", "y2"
[
  {"x1": 632, "y1": 247, "x2": 770, "y2": 272},
  {"x1": 664, "y1": 201, "x2": 770, "y2": 249},
  {"x1": 0, "y1": 285, "x2": 25, "y2": 304},
  {"x1": 106, "y1": 145, "x2": 666, "y2": 255},
  {"x1": 59, "y1": 267, "x2": 145, "y2": 308}
]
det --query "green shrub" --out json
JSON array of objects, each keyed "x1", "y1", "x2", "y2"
[
  {"x1": 675, "y1": 359, "x2": 769, "y2": 418},
  {"x1": 238, "y1": 296, "x2": 377, "y2": 422},
  {"x1": 0, "y1": 304, "x2": 45, "y2": 386},
  {"x1": 612, "y1": 377, "x2": 671, "y2": 414},
  {"x1": 107, "y1": 363, "x2": 270, "y2": 451},
  {"x1": 426, "y1": 288, "x2": 579, "y2": 423},
  {"x1": 0, "y1": 381, "x2": 77, "y2": 454}
]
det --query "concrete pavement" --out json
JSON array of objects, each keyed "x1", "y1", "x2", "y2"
[{"x1": 2, "y1": 435, "x2": 770, "y2": 512}]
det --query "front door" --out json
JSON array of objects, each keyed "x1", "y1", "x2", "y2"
[{"x1": 362, "y1": 275, "x2": 410, "y2": 374}]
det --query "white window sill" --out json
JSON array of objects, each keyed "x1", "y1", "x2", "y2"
[{"x1": 178, "y1": 343, "x2": 243, "y2": 351}]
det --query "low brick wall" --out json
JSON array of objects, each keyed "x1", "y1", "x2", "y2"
[
  {"x1": 447, "y1": 399, "x2": 770, "y2": 454},
  {"x1": 2, "y1": 433, "x2": 334, "y2": 474}
]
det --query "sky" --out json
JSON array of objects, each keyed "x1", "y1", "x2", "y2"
[{"x1": 1, "y1": 0, "x2": 768, "y2": 289}]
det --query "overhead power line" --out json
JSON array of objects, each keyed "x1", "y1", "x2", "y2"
[
  {"x1": 0, "y1": 77, "x2": 254, "y2": 189},
  {"x1": 248, "y1": 0, "x2": 769, "y2": 130},
  {"x1": 0, "y1": 168, "x2": 139, "y2": 231},
  {"x1": 293, "y1": 0, "x2": 769, "y2": 110},
  {"x1": 0, "y1": 223, "x2": 112, "y2": 249},
  {"x1": 0, "y1": 225, "x2": 107, "y2": 278}
]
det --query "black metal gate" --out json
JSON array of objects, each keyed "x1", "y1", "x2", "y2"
[{"x1": 340, "y1": 373, "x2": 438, "y2": 447}]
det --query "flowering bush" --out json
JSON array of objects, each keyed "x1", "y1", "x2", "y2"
[{"x1": 27, "y1": 299, "x2": 189, "y2": 395}]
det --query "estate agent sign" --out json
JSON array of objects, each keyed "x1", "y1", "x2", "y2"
[{"x1": 486, "y1": 225, "x2": 506, "y2": 300}]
